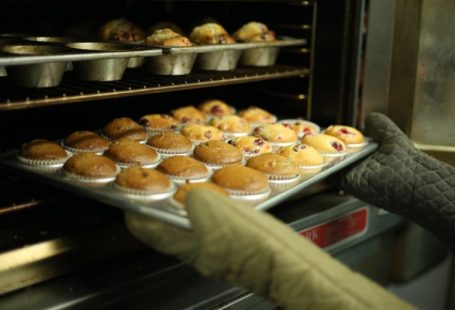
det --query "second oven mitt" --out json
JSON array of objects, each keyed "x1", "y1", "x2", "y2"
[
  {"x1": 126, "y1": 188, "x2": 412, "y2": 309},
  {"x1": 340, "y1": 113, "x2": 455, "y2": 252}
]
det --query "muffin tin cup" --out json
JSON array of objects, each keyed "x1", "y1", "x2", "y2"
[
  {"x1": 145, "y1": 53, "x2": 197, "y2": 75},
  {"x1": 1, "y1": 45, "x2": 69, "y2": 88},
  {"x1": 62, "y1": 165, "x2": 121, "y2": 184},
  {"x1": 224, "y1": 187, "x2": 272, "y2": 201},
  {"x1": 113, "y1": 182, "x2": 177, "y2": 200},
  {"x1": 239, "y1": 46, "x2": 280, "y2": 67},
  {"x1": 266, "y1": 174, "x2": 301, "y2": 185},
  {"x1": 195, "y1": 49, "x2": 242, "y2": 71},
  {"x1": 16, "y1": 150, "x2": 72, "y2": 168},
  {"x1": 22, "y1": 37, "x2": 76, "y2": 71}
]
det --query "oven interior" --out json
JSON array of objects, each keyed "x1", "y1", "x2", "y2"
[{"x1": 0, "y1": 1, "x2": 444, "y2": 309}]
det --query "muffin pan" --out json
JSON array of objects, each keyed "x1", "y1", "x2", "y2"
[{"x1": 0, "y1": 140, "x2": 376, "y2": 229}]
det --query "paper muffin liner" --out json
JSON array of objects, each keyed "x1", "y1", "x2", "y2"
[
  {"x1": 278, "y1": 119, "x2": 321, "y2": 138},
  {"x1": 224, "y1": 187, "x2": 272, "y2": 201},
  {"x1": 115, "y1": 156, "x2": 162, "y2": 169},
  {"x1": 61, "y1": 141, "x2": 108, "y2": 155},
  {"x1": 265, "y1": 173, "x2": 301, "y2": 184},
  {"x1": 299, "y1": 162, "x2": 328, "y2": 175},
  {"x1": 149, "y1": 146, "x2": 193, "y2": 158},
  {"x1": 113, "y1": 182, "x2": 176, "y2": 200},
  {"x1": 320, "y1": 151, "x2": 348, "y2": 164},
  {"x1": 347, "y1": 138, "x2": 369, "y2": 149},
  {"x1": 145, "y1": 127, "x2": 181, "y2": 137},
  {"x1": 166, "y1": 169, "x2": 212, "y2": 185},
  {"x1": 62, "y1": 165, "x2": 121, "y2": 183},
  {"x1": 16, "y1": 150, "x2": 72, "y2": 168},
  {"x1": 201, "y1": 157, "x2": 246, "y2": 170},
  {"x1": 223, "y1": 131, "x2": 251, "y2": 140},
  {"x1": 100, "y1": 132, "x2": 147, "y2": 144},
  {"x1": 269, "y1": 141, "x2": 298, "y2": 151}
]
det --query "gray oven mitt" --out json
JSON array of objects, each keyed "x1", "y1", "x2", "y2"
[
  {"x1": 126, "y1": 189, "x2": 412, "y2": 310},
  {"x1": 340, "y1": 113, "x2": 455, "y2": 252}
]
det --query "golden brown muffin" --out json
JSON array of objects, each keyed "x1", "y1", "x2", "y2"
[
  {"x1": 198, "y1": 99, "x2": 235, "y2": 117},
  {"x1": 139, "y1": 114, "x2": 179, "y2": 131},
  {"x1": 193, "y1": 140, "x2": 243, "y2": 165},
  {"x1": 227, "y1": 136, "x2": 272, "y2": 156},
  {"x1": 115, "y1": 167, "x2": 171, "y2": 192},
  {"x1": 212, "y1": 165, "x2": 269, "y2": 193},
  {"x1": 173, "y1": 182, "x2": 228, "y2": 204},
  {"x1": 103, "y1": 117, "x2": 147, "y2": 142},
  {"x1": 157, "y1": 156, "x2": 209, "y2": 180},
  {"x1": 253, "y1": 123, "x2": 298, "y2": 143},
  {"x1": 238, "y1": 107, "x2": 276, "y2": 125},
  {"x1": 20, "y1": 139, "x2": 68, "y2": 161},
  {"x1": 279, "y1": 120, "x2": 320, "y2": 138},
  {"x1": 99, "y1": 18, "x2": 145, "y2": 42},
  {"x1": 171, "y1": 106, "x2": 206, "y2": 124},
  {"x1": 63, "y1": 153, "x2": 118, "y2": 178},
  {"x1": 246, "y1": 153, "x2": 300, "y2": 177},
  {"x1": 104, "y1": 139, "x2": 160, "y2": 166},
  {"x1": 180, "y1": 124, "x2": 223, "y2": 143},
  {"x1": 190, "y1": 23, "x2": 236, "y2": 45},
  {"x1": 234, "y1": 22, "x2": 276, "y2": 42},
  {"x1": 63, "y1": 131, "x2": 110, "y2": 153},
  {"x1": 301, "y1": 134, "x2": 347, "y2": 153},
  {"x1": 145, "y1": 28, "x2": 192, "y2": 47},
  {"x1": 324, "y1": 125, "x2": 365, "y2": 145},
  {"x1": 147, "y1": 132, "x2": 193, "y2": 153},
  {"x1": 210, "y1": 115, "x2": 250, "y2": 134},
  {"x1": 277, "y1": 144, "x2": 325, "y2": 166}
]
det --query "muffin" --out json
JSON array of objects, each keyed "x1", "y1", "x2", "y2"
[
  {"x1": 173, "y1": 182, "x2": 228, "y2": 206},
  {"x1": 238, "y1": 107, "x2": 277, "y2": 126},
  {"x1": 301, "y1": 134, "x2": 347, "y2": 156},
  {"x1": 279, "y1": 120, "x2": 320, "y2": 138},
  {"x1": 190, "y1": 23, "x2": 236, "y2": 45},
  {"x1": 198, "y1": 99, "x2": 235, "y2": 117},
  {"x1": 103, "y1": 117, "x2": 147, "y2": 142},
  {"x1": 99, "y1": 18, "x2": 145, "y2": 42},
  {"x1": 19, "y1": 139, "x2": 69, "y2": 166},
  {"x1": 63, "y1": 153, "x2": 118, "y2": 181},
  {"x1": 63, "y1": 131, "x2": 110, "y2": 153},
  {"x1": 139, "y1": 114, "x2": 179, "y2": 134},
  {"x1": 277, "y1": 144, "x2": 325, "y2": 167},
  {"x1": 157, "y1": 156, "x2": 210, "y2": 183},
  {"x1": 210, "y1": 115, "x2": 250, "y2": 137},
  {"x1": 193, "y1": 140, "x2": 243, "y2": 168},
  {"x1": 246, "y1": 153, "x2": 300, "y2": 183},
  {"x1": 324, "y1": 125, "x2": 366, "y2": 146},
  {"x1": 147, "y1": 132, "x2": 193, "y2": 156},
  {"x1": 212, "y1": 165, "x2": 270, "y2": 198},
  {"x1": 234, "y1": 22, "x2": 276, "y2": 42},
  {"x1": 145, "y1": 28, "x2": 192, "y2": 47},
  {"x1": 104, "y1": 139, "x2": 160, "y2": 168},
  {"x1": 171, "y1": 106, "x2": 206, "y2": 124},
  {"x1": 253, "y1": 123, "x2": 298, "y2": 145},
  {"x1": 115, "y1": 166, "x2": 174, "y2": 197},
  {"x1": 180, "y1": 124, "x2": 224, "y2": 144},
  {"x1": 227, "y1": 136, "x2": 272, "y2": 157}
]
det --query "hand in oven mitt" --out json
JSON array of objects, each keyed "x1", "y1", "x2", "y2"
[
  {"x1": 125, "y1": 188, "x2": 411, "y2": 309},
  {"x1": 340, "y1": 113, "x2": 455, "y2": 252}
]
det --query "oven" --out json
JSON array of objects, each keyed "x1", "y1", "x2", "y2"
[{"x1": 0, "y1": 0, "x2": 449, "y2": 309}]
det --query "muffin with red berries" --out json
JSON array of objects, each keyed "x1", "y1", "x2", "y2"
[
  {"x1": 277, "y1": 144, "x2": 326, "y2": 174},
  {"x1": 227, "y1": 136, "x2": 272, "y2": 158},
  {"x1": 234, "y1": 22, "x2": 276, "y2": 42},
  {"x1": 171, "y1": 106, "x2": 206, "y2": 124},
  {"x1": 238, "y1": 106, "x2": 277, "y2": 127},
  {"x1": 324, "y1": 125, "x2": 366, "y2": 147},
  {"x1": 198, "y1": 99, "x2": 235, "y2": 118},
  {"x1": 210, "y1": 115, "x2": 250, "y2": 138},
  {"x1": 301, "y1": 134, "x2": 348, "y2": 162},
  {"x1": 253, "y1": 123, "x2": 297, "y2": 148},
  {"x1": 190, "y1": 23, "x2": 236, "y2": 45},
  {"x1": 278, "y1": 119, "x2": 320, "y2": 138},
  {"x1": 139, "y1": 114, "x2": 179, "y2": 135},
  {"x1": 180, "y1": 124, "x2": 224, "y2": 144}
]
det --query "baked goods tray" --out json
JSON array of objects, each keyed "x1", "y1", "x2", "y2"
[
  {"x1": 0, "y1": 44, "x2": 163, "y2": 66},
  {"x1": 162, "y1": 37, "x2": 307, "y2": 54},
  {"x1": 0, "y1": 142, "x2": 377, "y2": 229}
]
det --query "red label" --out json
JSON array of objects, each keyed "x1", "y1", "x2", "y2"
[{"x1": 299, "y1": 208, "x2": 368, "y2": 248}]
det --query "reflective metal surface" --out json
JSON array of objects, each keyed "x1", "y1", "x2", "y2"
[
  {"x1": 145, "y1": 53, "x2": 196, "y2": 75},
  {"x1": 239, "y1": 47, "x2": 280, "y2": 67},
  {"x1": 196, "y1": 50, "x2": 242, "y2": 71}
]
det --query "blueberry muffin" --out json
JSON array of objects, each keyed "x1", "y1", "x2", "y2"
[
  {"x1": 234, "y1": 22, "x2": 276, "y2": 42},
  {"x1": 99, "y1": 18, "x2": 145, "y2": 42}
]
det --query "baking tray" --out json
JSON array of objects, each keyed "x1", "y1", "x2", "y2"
[
  {"x1": 162, "y1": 37, "x2": 307, "y2": 54},
  {"x1": 0, "y1": 141, "x2": 377, "y2": 229}
]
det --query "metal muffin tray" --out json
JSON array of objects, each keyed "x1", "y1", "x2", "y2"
[{"x1": 0, "y1": 141, "x2": 377, "y2": 229}]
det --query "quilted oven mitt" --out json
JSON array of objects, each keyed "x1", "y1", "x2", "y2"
[
  {"x1": 340, "y1": 113, "x2": 455, "y2": 253},
  {"x1": 126, "y1": 188, "x2": 411, "y2": 309}
]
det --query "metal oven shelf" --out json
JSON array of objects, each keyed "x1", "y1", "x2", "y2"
[{"x1": 0, "y1": 65, "x2": 309, "y2": 111}]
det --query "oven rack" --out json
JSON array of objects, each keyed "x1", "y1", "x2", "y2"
[{"x1": 0, "y1": 65, "x2": 309, "y2": 111}]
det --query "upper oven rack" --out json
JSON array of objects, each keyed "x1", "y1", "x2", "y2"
[{"x1": 0, "y1": 65, "x2": 309, "y2": 111}]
